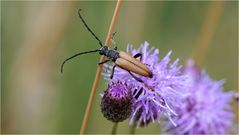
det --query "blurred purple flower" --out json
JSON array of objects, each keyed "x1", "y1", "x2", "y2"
[
  {"x1": 102, "y1": 41, "x2": 189, "y2": 127},
  {"x1": 164, "y1": 59, "x2": 235, "y2": 134}
]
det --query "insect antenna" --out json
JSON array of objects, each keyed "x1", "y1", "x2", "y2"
[
  {"x1": 78, "y1": 9, "x2": 103, "y2": 47},
  {"x1": 61, "y1": 49, "x2": 99, "y2": 73}
]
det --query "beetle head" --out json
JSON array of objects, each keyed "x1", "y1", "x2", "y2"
[{"x1": 99, "y1": 46, "x2": 108, "y2": 55}]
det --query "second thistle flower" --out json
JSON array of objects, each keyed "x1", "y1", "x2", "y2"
[{"x1": 163, "y1": 59, "x2": 235, "y2": 134}]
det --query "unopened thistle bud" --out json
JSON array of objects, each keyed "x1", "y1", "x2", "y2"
[{"x1": 101, "y1": 82, "x2": 133, "y2": 122}]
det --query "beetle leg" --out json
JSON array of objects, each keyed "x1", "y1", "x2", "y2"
[
  {"x1": 111, "y1": 31, "x2": 117, "y2": 46},
  {"x1": 134, "y1": 53, "x2": 142, "y2": 61},
  {"x1": 111, "y1": 31, "x2": 118, "y2": 50},
  {"x1": 128, "y1": 71, "x2": 143, "y2": 83},
  {"x1": 98, "y1": 59, "x2": 110, "y2": 65},
  {"x1": 112, "y1": 31, "x2": 117, "y2": 40},
  {"x1": 110, "y1": 65, "x2": 117, "y2": 79},
  {"x1": 111, "y1": 39, "x2": 116, "y2": 45}
]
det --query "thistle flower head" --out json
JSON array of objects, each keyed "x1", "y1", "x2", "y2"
[
  {"x1": 101, "y1": 81, "x2": 133, "y2": 122},
  {"x1": 103, "y1": 41, "x2": 189, "y2": 127},
  {"x1": 164, "y1": 59, "x2": 235, "y2": 134}
]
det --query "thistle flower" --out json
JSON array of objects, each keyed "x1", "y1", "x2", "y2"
[
  {"x1": 101, "y1": 81, "x2": 133, "y2": 122},
  {"x1": 102, "y1": 41, "x2": 189, "y2": 127},
  {"x1": 164, "y1": 59, "x2": 235, "y2": 134}
]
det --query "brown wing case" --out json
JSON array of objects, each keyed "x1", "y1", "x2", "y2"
[
  {"x1": 119, "y1": 51, "x2": 153, "y2": 77},
  {"x1": 115, "y1": 58, "x2": 150, "y2": 77}
]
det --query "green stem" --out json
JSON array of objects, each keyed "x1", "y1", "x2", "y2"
[
  {"x1": 111, "y1": 122, "x2": 118, "y2": 135},
  {"x1": 130, "y1": 121, "x2": 137, "y2": 134}
]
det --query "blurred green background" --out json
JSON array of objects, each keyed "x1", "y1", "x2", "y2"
[{"x1": 1, "y1": 1, "x2": 238, "y2": 134}]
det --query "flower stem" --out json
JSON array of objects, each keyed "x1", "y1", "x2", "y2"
[
  {"x1": 111, "y1": 122, "x2": 118, "y2": 135},
  {"x1": 80, "y1": 0, "x2": 122, "y2": 134},
  {"x1": 130, "y1": 121, "x2": 137, "y2": 134}
]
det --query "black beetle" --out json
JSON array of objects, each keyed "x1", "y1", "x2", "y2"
[{"x1": 61, "y1": 9, "x2": 153, "y2": 82}]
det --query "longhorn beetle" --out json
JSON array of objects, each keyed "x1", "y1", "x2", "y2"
[{"x1": 61, "y1": 9, "x2": 153, "y2": 82}]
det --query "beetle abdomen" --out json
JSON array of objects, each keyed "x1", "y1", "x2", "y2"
[{"x1": 118, "y1": 51, "x2": 153, "y2": 77}]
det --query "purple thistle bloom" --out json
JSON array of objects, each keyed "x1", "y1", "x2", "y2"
[
  {"x1": 164, "y1": 59, "x2": 235, "y2": 134},
  {"x1": 102, "y1": 41, "x2": 189, "y2": 127}
]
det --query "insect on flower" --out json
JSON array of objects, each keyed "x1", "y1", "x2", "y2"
[
  {"x1": 103, "y1": 42, "x2": 190, "y2": 127},
  {"x1": 61, "y1": 9, "x2": 153, "y2": 82}
]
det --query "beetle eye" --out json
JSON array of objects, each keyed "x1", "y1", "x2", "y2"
[{"x1": 99, "y1": 51, "x2": 103, "y2": 55}]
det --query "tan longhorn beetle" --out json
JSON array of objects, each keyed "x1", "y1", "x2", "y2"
[{"x1": 61, "y1": 9, "x2": 153, "y2": 82}]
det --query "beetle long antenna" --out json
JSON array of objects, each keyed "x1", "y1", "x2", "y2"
[
  {"x1": 61, "y1": 49, "x2": 99, "y2": 73},
  {"x1": 78, "y1": 9, "x2": 103, "y2": 47}
]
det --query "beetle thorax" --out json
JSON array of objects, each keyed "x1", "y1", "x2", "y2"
[
  {"x1": 106, "y1": 50, "x2": 119, "y2": 61},
  {"x1": 99, "y1": 46, "x2": 119, "y2": 61}
]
